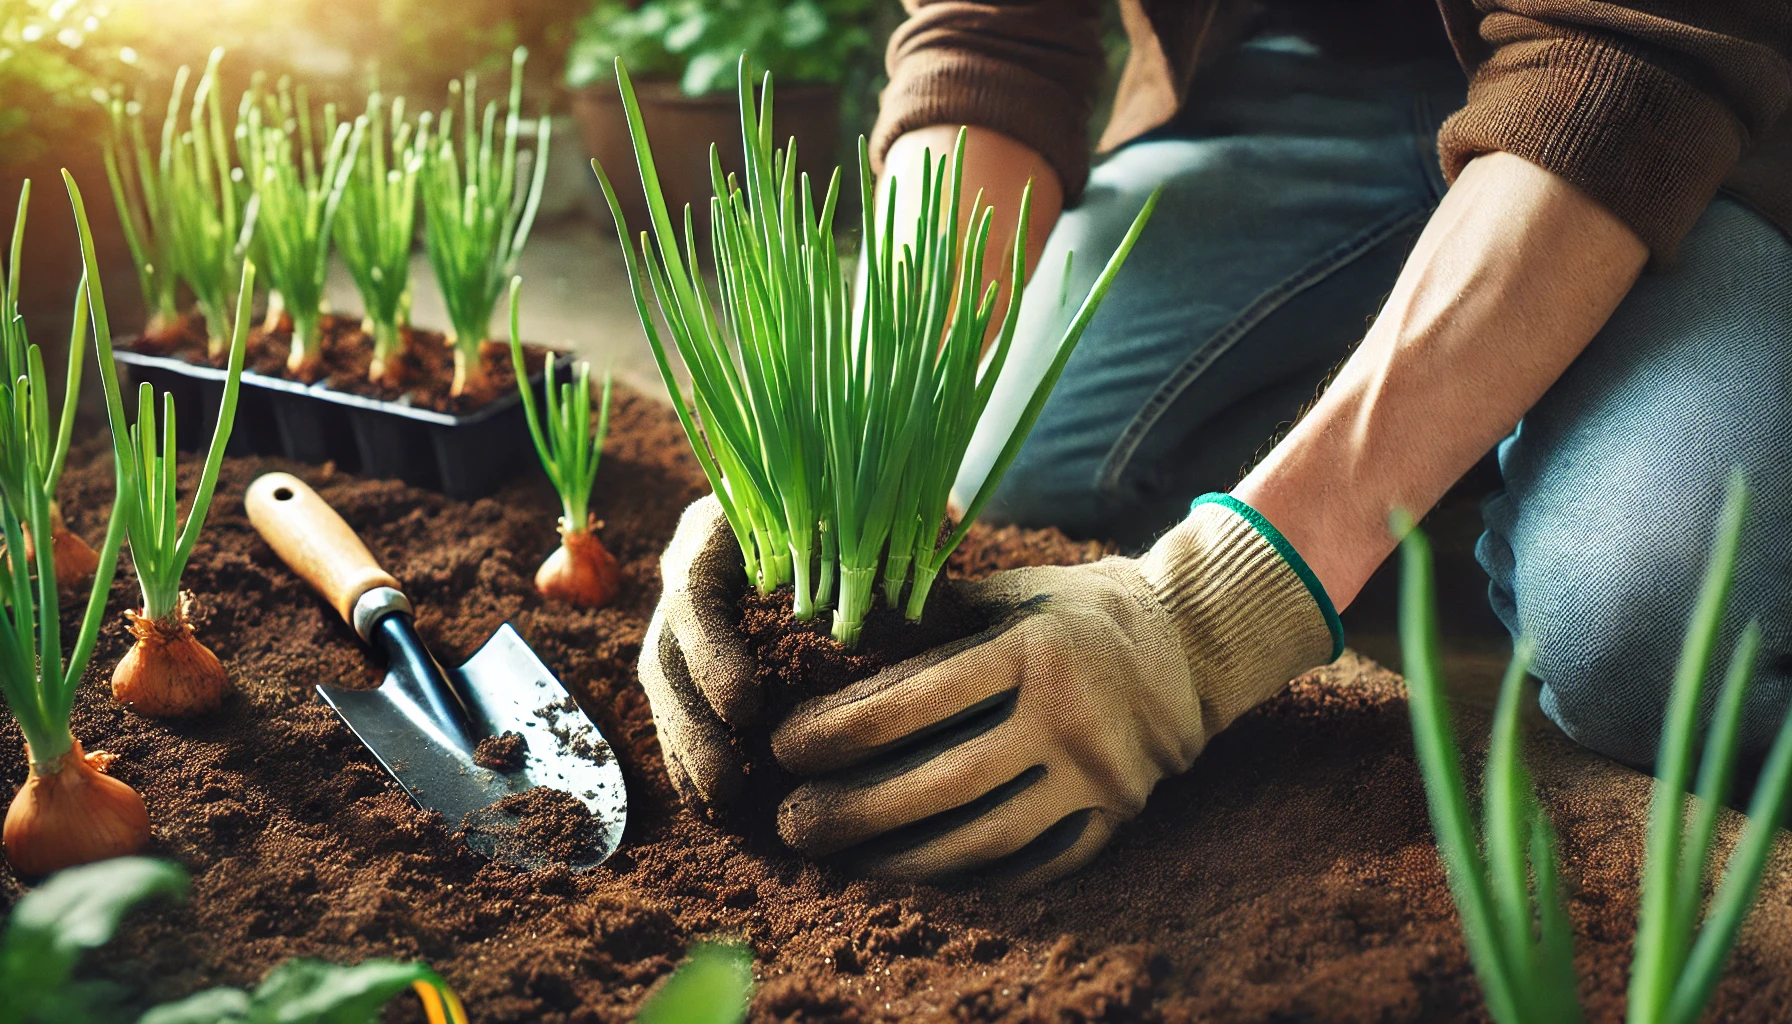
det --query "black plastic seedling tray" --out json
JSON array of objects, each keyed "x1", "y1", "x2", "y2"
[{"x1": 114, "y1": 349, "x2": 557, "y2": 501}]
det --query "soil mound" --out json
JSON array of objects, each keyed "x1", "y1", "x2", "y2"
[{"x1": 4, "y1": 386, "x2": 1792, "y2": 1022}]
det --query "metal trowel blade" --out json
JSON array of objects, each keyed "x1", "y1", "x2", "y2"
[{"x1": 318, "y1": 623, "x2": 627, "y2": 869}]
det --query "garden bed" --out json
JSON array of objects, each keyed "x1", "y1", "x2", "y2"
[{"x1": 4, "y1": 386, "x2": 1792, "y2": 1022}]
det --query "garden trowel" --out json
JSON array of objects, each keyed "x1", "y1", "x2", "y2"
[{"x1": 244, "y1": 472, "x2": 626, "y2": 869}]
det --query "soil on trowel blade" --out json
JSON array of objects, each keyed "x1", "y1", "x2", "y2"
[
  {"x1": 472, "y1": 732, "x2": 530, "y2": 772},
  {"x1": 460, "y1": 787, "x2": 607, "y2": 871},
  {"x1": 6, "y1": 384, "x2": 1792, "y2": 1023},
  {"x1": 128, "y1": 310, "x2": 550, "y2": 415}
]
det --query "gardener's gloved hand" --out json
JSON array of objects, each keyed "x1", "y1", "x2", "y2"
[
  {"x1": 772, "y1": 495, "x2": 1342, "y2": 889},
  {"x1": 637, "y1": 494, "x2": 758, "y2": 815}
]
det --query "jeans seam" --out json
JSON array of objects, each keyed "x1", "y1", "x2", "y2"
[{"x1": 1095, "y1": 203, "x2": 1432, "y2": 496}]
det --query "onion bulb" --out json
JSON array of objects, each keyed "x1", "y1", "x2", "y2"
[
  {"x1": 112, "y1": 598, "x2": 231, "y2": 717},
  {"x1": 3, "y1": 738, "x2": 150, "y2": 876},
  {"x1": 21, "y1": 507, "x2": 101, "y2": 588},
  {"x1": 535, "y1": 519, "x2": 620, "y2": 608}
]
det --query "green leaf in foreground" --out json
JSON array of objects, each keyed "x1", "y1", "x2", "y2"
[{"x1": 638, "y1": 941, "x2": 753, "y2": 1024}]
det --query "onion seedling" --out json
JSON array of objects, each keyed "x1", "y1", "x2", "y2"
[
  {"x1": 336, "y1": 82, "x2": 423, "y2": 387},
  {"x1": 103, "y1": 72, "x2": 185, "y2": 348},
  {"x1": 240, "y1": 77, "x2": 364, "y2": 380},
  {"x1": 0, "y1": 180, "x2": 134, "y2": 878},
  {"x1": 507, "y1": 278, "x2": 620, "y2": 608},
  {"x1": 594, "y1": 56, "x2": 1156, "y2": 644},
  {"x1": 3, "y1": 183, "x2": 99, "y2": 587},
  {"x1": 419, "y1": 47, "x2": 550, "y2": 400},
  {"x1": 1397, "y1": 473, "x2": 1792, "y2": 1024},
  {"x1": 69, "y1": 171, "x2": 254, "y2": 719}
]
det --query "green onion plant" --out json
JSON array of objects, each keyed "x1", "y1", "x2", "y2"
[
  {"x1": 508, "y1": 277, "x2": 620, "y2": 607},
  {"x1": 0, "y1": 175, "x2": 136, "y2": 879},
  {"x1": 594, "y1": 56, "x2": 1158, "y2": 644},
  {"x1": 3, "y1": 182, "x2": 99, "y2": 587},
  {"x1": 419, "y1": 46, "x2": 551, "y2": 399},
  {"x1": 103, "y1": 71, "x2": 185, "y2": 345},
  {"x1": 71, "y1": 170, "x2": 254, "y2": 719},
  {"x1": 335, "y1": 81, "x2": 422, "y2": 387},
  {"x1": 106, "y1": 49, "x2": 253, "y2": 361},
  {"x1": 239, "y1": 76, "x2": 364, "y2": 379},
  {"x1": 1398, "y1": 472, "x2": 1792, "y2": 1024}
]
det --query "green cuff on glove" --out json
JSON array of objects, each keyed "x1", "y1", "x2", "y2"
[{"x1": 1191, "y1": 493, "x2": 1345, "y2": 661}]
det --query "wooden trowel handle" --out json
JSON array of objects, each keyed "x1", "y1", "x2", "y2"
[{"x1": 245, "y1": 472, "x2": 401, "y2": 630}]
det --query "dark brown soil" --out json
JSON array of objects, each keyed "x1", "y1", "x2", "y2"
[
  {"x1": 5, "y1": 385, "x2": 1792, "y2": 1022},
  {"x1": 128, "y1": 309, "x2": 550, "y2": 415},
  {"x1": 473, "y1": 732, "x2": 530, "y2": 773},
  {"x1": 459, "y1": 788, "x2": 608, "y2": 872}
]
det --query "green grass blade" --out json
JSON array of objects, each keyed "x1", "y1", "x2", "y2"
[
  {"x1": 1630, "y1": 472, "x2": 1748, "y2": 1024},
  {"x1": 1674, "y1": 621, "x2": 1762, "y2": 946},
  {"x1": 1399, "y1": 521, "x2": 1523, "y2": 1023}
]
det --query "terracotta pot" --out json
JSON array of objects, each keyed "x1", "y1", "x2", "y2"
[{"x1": 570, "y1": 78, "x2": 841, "y2": 241}]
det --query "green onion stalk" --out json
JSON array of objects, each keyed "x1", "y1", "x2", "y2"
[
  {"x1": 3, "y1": 183, "x2": 100, "y2": 587},
  {"x1": 336, "y1": 83, "x2": 422, "y2": 388},
  {"x1": 594, "y1": 56, "x2": 1157, "y2": 645},
  {"x1": 0, "y1": 174, "x2": 138, "y2": 878},
  {"x1": 507, "y1": 277, "x2": 620, "y2": 608},
  {"x1": 102, "y1": 69, "x2": 186, "y2": 349},
  {"x1": 1396, "y1": 472, "x2": 1792, "y2": 1024},
  {"x1": 419, "y1": 46, "x2": 550, "y2": 401},
  {"x1": 70, "y1": 172, "x2": 255, "y2": 720},
  {"x1": 170, "y1": 48, "x2": 253, "y2": 362},
  {"x1": 240, "y1": 77, "x2": 363, "y2": 381}
]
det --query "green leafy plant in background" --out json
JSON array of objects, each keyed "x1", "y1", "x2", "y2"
[
  {"x1": 594, "y1": 56, "x2": 1157, "y2": 644},
  {"x1": 0, "y1": 0, "x2": 131, "y2": 171},
  {"x1": 105, "y1": 48, "x2": 251, "y2": 360},
  {"x1": 0, "y1": 856, "x2": 469, "y2": 1024},
  {"x1": 419, "y1": 45, "x2": 549, "y2": 401},
  {"x1": 335, "y1": 77, "x2": 422, "y2": 388},
  {"x1": 1398, "y1": 472, "x2": 1792, "y2": 1024},
  {"x1": 238, "y1": 75, "x2": 364, "y2": 380},
  {"x1": 638, "y1": 941, "x2": 753, "y2": 1024},
  {"x1": 566, "y1": 0, "x2": 875, "y2": 96},
  {"x1": 0, "y1": 857, "x2": 185, "y2": 1024},
  {"x1": 508, "y1": 277, "x2": 621, "y2": 608}
]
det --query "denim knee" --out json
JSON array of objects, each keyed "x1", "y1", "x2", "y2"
[{"x1": 1477, "y1": 198, "x2": 1792, "y2": 769}]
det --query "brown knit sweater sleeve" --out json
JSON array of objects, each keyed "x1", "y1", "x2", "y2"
[
  {"x1": 1436, "y1": 0, "x2": 1792, "y2": 261},
  {"x1": 870, "y1": 0, "x2": 1109, "y2": 201}
]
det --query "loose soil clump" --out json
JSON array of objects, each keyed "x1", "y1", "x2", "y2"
[
  {"x1": 127, "y1": 312, "x2": 549, "y2": 415},
  {"x1": 472, "y1": 732, "x2": 530, "y2": 773},
  {"x1": 5, "y1": 385, "x2": 1792, "y2": 1022}
]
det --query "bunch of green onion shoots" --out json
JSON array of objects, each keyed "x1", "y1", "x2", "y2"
[
  {"x1": 4, "y1": 183, "x2": 100, "y2": 588},
  {"x1": 238, "y1": 76, "x2": 364, "y2": 380},
  {"x1": 594, "y1": 56, "x2": 1158, "y2": 645},
  {"x1": 0, "y1": 178, "x2": 136, "y2": 878},
  {"x1": 335, "y1": 80, "x2": 423, "y2": 387},
  {"x1": 71, "y1": 170, "x2": 254, "y2": 719},
  {"x1": 419, "y1": 46, "x2": 550, "y2": 401},
  {"x1": 1398, "y1": 472, "x2": 1792, "y2": 1024},
  {"x1": 105, "y1": 48, "x2": 253, "y2": 362},
  {"x1": 507, "y1": 277, "x2": 619, "y2": 608}
]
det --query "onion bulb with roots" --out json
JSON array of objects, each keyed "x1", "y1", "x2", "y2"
[
  {"x1": 536, "y1": 519, "x2": 620, "y2": 608},
  {"x1": 112, "y1": 597, "x2": 231, "y2": 717},
  {"x1": 3, "y1": 738, "x2": 150, "y2": 875}
]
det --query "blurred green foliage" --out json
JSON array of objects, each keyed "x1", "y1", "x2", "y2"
[
  {"x1": 0, "y1": 0, "x2": 133, "y2": 170},
  {"x1": 565, "y1": 0, "x2": 876, "y2": 95}
]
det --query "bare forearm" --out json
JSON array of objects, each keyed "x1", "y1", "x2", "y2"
[
  {"x1": 879, "y1": 125, "x2": 1064, "y2": 299},
  {"x1": 1233, "y1": 152, "x2": 1649, "y2": 610}
]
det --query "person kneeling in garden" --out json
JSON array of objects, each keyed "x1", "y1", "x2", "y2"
[{"x1": 638, "y1": 0, "x2": 1792, "y2": 887}]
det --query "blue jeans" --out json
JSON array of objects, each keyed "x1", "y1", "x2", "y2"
[{"x1": 954, "y1": 38, "x2": 1792, "y2": 767}]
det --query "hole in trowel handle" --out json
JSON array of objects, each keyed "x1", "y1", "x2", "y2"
[{"x1": 273, "y1": 487, "x2": 294, "y2": 501}]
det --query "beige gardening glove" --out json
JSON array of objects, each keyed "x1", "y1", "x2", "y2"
[
  {"x1": 772, "y1": 494, "x2": 1343, "y2": 888},
  {"x1": 637, "y1": 494, "x2": 759, "y2": 815}
]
